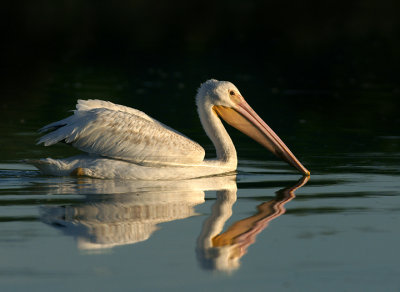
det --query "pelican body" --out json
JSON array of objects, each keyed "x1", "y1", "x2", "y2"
[{"x1": 31, "y1": 79, "x2": 309, "y2": 179}]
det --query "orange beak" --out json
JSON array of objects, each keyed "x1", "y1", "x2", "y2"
[{"x1": 213, "y1": 98, "x2": 310, "y2": 176}]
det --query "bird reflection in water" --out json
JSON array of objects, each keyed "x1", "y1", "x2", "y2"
[
  {"x1": 40, "y1": 176, "x2": 236, "y2": 250},
  {"x1": 197, "y1": 176, "x2": 309, "y2": 272},
  {"x1": 40, "y1": 175, "x2": 308, "y2": 270}
]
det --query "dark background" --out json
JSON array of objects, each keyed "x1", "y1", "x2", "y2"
[
  {"x1": 2, "y1": 0, "x2": 399, "y2": 85},
  {"x1": 0, "y1": 0, "x2": 399, "y2": 164}
]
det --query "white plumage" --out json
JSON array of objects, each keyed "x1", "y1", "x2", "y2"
[
  {"x1": 30, "y1": 79, "x2": 309, "y2": 179},
  {"x1": 38, "y1": 100, "x2": 205, "y2": 165}
]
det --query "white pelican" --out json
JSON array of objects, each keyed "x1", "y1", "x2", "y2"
[{"x1": 30, "y1": 79, "x2": 310, "y2": 179}]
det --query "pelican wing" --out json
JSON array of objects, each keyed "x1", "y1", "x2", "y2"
[{"x1": 38, "y1": 99, "x2": 205, "y2": 165}]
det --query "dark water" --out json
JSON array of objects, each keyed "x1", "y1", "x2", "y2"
[{"x1": 0, "y1": 63, "x2": 399, "y2": 292}]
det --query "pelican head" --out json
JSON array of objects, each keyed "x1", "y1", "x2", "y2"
[{"x1": 196, "y1": 79, "x2": 310, "y2": 176}]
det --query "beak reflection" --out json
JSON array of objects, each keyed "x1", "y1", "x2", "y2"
[
  {"x1": 196, "y1": 175, "x2": 310, "y2": 272},
  {"x1": 40, "y1": 175, "x2": 309, "y2": 272}
]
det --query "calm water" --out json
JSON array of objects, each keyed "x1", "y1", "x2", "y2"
[{"x1": 0, "y1": 66, "x2": 399, "y2": 291}]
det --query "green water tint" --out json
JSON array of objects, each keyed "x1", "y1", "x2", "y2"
[{"x1": 0, "y1": 63, "x2": 399, "y2": 291}]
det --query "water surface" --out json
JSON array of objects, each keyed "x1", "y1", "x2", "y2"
[{"x1": 0, "y1": 67, "x2": 399, "y2": 291}]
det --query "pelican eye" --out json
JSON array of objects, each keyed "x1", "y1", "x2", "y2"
[{"x1": 229, "y1": 90, "x2": 235, "y2": 96}]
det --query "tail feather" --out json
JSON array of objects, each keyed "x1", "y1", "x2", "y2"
[
  {"x1": 38, "y1": 115, "x2": 73, "y2": 133},
  {"x1": 37, "y1": 114, "x2": 83, "y2": 146}
]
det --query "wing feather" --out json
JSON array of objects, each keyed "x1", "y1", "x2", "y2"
[{"x1": 38, "y1": 100, "x2": 205, "y2": 165}]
